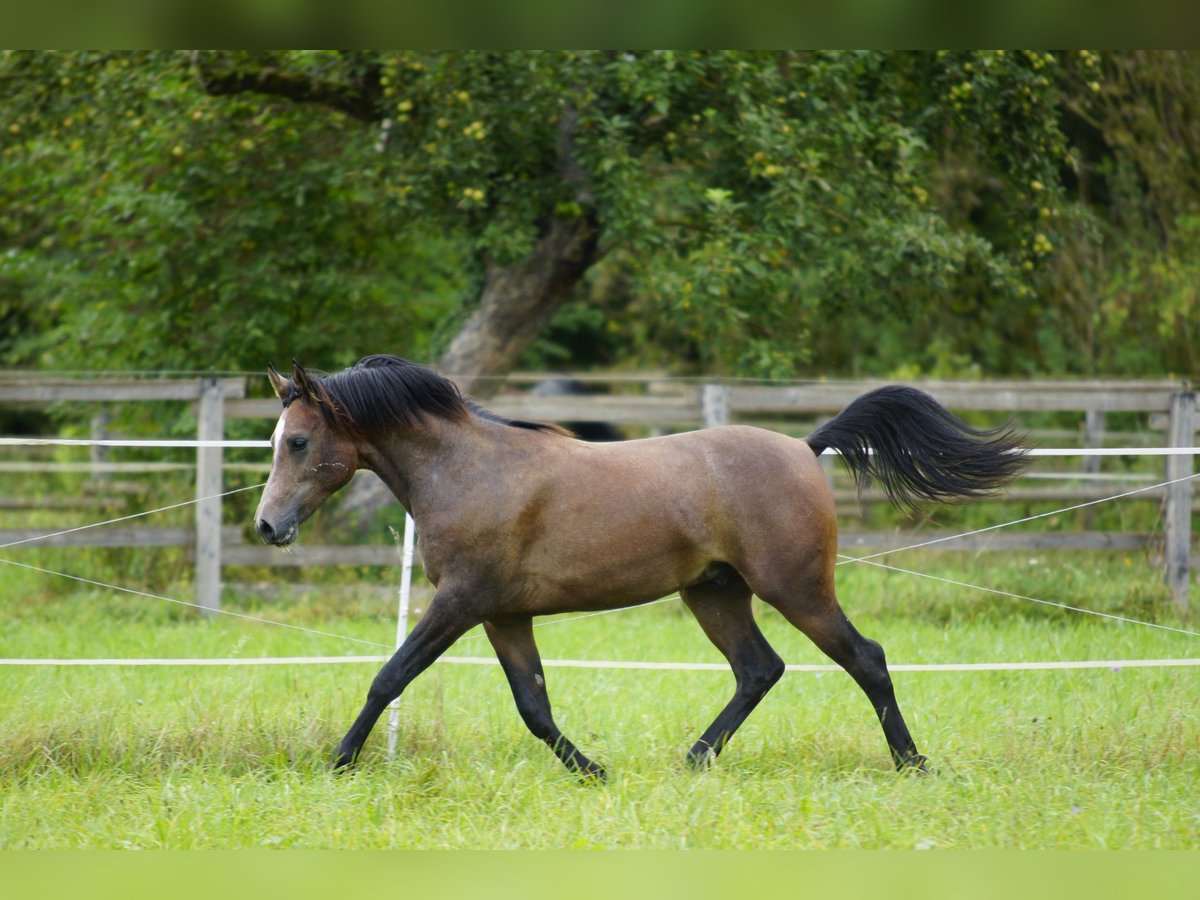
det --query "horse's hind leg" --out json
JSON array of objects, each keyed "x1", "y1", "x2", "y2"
[
  {"x1": 758, "y1": 572, "x2": 926, "y2": 771},
  {"x1": 483, "y1": 616, "x2": 606, "y2": 782},
  {"x1": 681, "y1": 573, "x2": 785, "y2": 767}
]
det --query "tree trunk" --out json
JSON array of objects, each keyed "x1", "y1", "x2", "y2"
[
  {"x1": 193, "y1": 53, "x2": 599, "y2": 396},
  {"x1": 437, "y1": 213, "x2": 599, "y2": 398},
  {"x1": 336, "y1": 212, "x2": 599, "y2": 523}
]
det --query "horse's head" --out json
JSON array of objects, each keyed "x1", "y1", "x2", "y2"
[{"x1": 254, "y1": 360, "x2": 359, "y2": 546}]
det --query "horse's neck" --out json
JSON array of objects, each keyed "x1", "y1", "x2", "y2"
[{"x1": 357, "y1": 415, "x2": 501, "y2": 514}]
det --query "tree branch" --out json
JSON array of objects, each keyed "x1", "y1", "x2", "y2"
[{"x1": 193, "y1": 54, "x2": 383, "y2": 123}]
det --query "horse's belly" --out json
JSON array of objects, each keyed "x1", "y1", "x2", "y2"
[{"x1": 518, "y1": 525, "x2": 713, "y2": 612}]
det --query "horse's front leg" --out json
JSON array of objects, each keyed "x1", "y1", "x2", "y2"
[{"x1": 333, "y1": 590, "x2": 477, "y2": 769}]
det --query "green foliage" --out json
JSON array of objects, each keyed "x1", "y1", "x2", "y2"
[
  {"x1": 1035, "y1": 50, "x2": 1200, "y2": 377},
  {"x1": 1, "y1": 51, "x2": 460, "y2": 374},
  {"x1": 3, "y1": 50, "x2": 1198, "y2": 384},
  {"x1": 561, "y1": 50, "x2": 1072, "y2": 376}
]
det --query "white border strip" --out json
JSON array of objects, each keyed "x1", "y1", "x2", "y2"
[
  {"x1": 2, "y1": 437, "x2": 1200, "y2": 456},
  {"x1": 0, "y1": 438, "x2": 270, "y2": 448},
  {"x1": 1027, "y1": 447, "x2": 1200, "y2": 457},
  {"x1": 1, "y1": 655, "x2": 1197, "y2": 671}
]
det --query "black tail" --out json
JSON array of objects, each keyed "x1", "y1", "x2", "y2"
[{"x1": 806, "y1": 386, "x2": 1028, "y2": 509}]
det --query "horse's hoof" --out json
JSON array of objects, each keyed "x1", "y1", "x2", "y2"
[
  {"x1": 686, "y1": 747, "x2": 717, "y2": 771},
  {"x1": 331, "y1": 749, "x2": 358, "y2": 772},
  {"x1": 577, "y1": 762, "x2": 608, "y2": 785},
  {"x1": 897, "y1": 753, "x2": 932, "y2": 775}
]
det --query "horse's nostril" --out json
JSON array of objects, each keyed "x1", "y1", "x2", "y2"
[{"x1": 256, "y1": 519, "x2": 276, "y2": 543}]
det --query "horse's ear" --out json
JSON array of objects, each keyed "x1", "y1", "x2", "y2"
[
  {"x1": 266, "y1": 363, "x2": 292, "y2": 402},
  {"x1": 291, "y1": 359, "x2": 314, "y2": 399}
]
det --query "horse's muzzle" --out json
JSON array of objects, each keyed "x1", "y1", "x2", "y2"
[{"x1": 255, "y1": 516, "x2": 296, "y2": 546}]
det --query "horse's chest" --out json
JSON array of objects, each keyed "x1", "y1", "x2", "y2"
[{"x1": 414, "y1": 520, "x2": 515, "y2": 588}]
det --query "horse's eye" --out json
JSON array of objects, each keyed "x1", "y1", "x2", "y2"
[{"x1": 288, "y1": 437, "x2": 308, "y2": 452}]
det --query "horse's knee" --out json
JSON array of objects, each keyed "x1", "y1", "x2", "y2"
[{"x1": 739, "y1": 652, "x2": 786, "y2": 700}]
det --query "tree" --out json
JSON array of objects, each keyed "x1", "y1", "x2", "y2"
[
  {"x1": 4, "y1": 51, "x2": 1093, "y2": 389},
  {"x1": 1045, "y1": 50, "x2": 1200, "y2": 376},
  {"x1": 188, "y1": 50, "x2": 1074, "y2": 388},
  {"x1": 0, "y1": 51, "x2": 461, "y2": 378}
]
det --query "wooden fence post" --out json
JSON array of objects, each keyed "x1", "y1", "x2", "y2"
[
  {"x1": 1083, "y1": 408, "x2": 1106, "y2": 472},
  {"x1": 1165, "y1": 390, "x2": 1195, "y2": 614},
  {"x1": 701, "y1": 383, "x2": 729, "y2": 428},
  {"x1": 89, "y1": 405, "x2": 110, "y2": 482},
  {"x1": 1083, "y1": 408, "x2": 1105, "y2": 528},
  {"x1": 195, "y1": 378, "x2": 225, "y2": 615}
]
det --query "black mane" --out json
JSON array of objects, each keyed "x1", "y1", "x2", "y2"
[{"x1": 312, "y1": 355, "x2": 567, "y2": 437}]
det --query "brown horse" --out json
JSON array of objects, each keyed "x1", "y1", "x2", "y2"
[{"x1": 254, "y1": 355, "x2": 1026, "y2": 779}]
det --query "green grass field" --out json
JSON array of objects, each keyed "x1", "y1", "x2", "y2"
[{"x1": 1, "y1": 552, "x2": 1197, "y2": 849}]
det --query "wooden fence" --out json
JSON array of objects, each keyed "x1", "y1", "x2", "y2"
[{"x1": 2, "y1": 373, "x2": 1195, "y2": 613}]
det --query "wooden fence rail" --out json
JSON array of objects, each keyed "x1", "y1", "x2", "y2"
[{"x1": 2, "y1": 373, "x2": 1195, "y2": 613}]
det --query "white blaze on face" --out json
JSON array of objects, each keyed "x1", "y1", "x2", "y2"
[
  {"x1": 256, "y1": 409, "x2": 290, "y2": 529},
  {"x1": 270, "y1": 408, "x2": 288, "y2": 460}
]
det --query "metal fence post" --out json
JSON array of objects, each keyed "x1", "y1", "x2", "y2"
[
  {"x1": 1165, "y1": 390, "x2": 1195, "y2": 614},
  {"x1": 195, "y1": 378, "x2": 225, "y2": 615}
]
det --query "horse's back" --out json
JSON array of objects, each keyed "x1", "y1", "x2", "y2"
[{"x1": 559, "y1": 424, "x2": 833, "y2": 536}]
